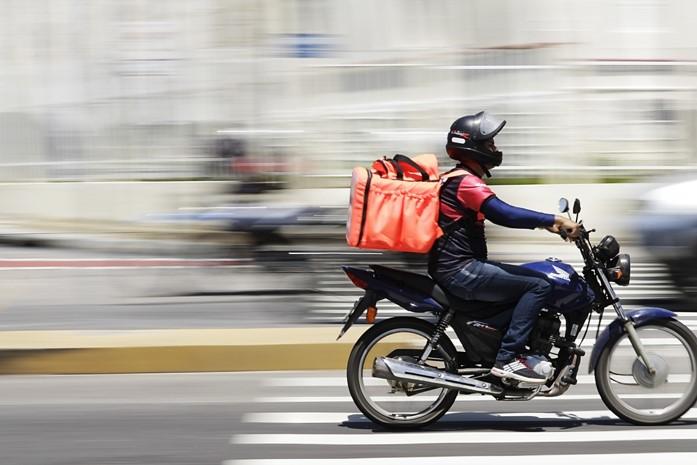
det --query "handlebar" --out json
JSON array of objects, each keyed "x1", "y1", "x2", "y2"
[{"x1": 558, "y1": 224, "x2": 594, "y2": 242}]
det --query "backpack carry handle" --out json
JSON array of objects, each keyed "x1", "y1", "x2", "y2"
[
  {"x1": 391, "y1": 157, "x2": 405, "y2": 180},
  {"x1": 393, "y1": 154, "x2": 429, "y2": 181},
  {"x1": 375, "y1": 157, "x2": 405, "y2": 180}
]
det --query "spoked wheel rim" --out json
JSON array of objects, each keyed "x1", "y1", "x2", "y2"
[
  {"x1": 357, "y1": 327, "x2": 455, "y2": 422},
  {"x1": 598, "y1": 323, "x2": 697, "y2": 423}
]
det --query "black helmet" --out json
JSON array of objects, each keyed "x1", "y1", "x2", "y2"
[{"x1": 446, "y1": 111, "x2": 506, "y2": 168}]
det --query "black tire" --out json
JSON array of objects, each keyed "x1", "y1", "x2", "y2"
[
  {"x1": 346, "y1": 317, "x2": 459, "y2": 429},
  {"x1": 595, "y1": 319, "x2": 697, "y2": 425}
]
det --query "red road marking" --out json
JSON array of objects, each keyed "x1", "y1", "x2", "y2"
[{"x1": 0, "y1": 258, "x2": 246, "y2": 268}]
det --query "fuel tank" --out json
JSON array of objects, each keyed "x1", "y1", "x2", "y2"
[{"x1": 521, "y1": 258, "x2": 595, "y2": 313}]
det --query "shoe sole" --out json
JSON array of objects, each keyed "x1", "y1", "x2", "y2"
[{"x1": 490, "y1": 367, "x2": 547, "y2": 385}]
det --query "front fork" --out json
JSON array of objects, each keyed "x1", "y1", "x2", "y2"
[
  {"x1": 624, "y1": 321, "x2": 656, "y2": 375},
  {"x1": 598, "y1": 266, "x2": 656, "y2": 374}
]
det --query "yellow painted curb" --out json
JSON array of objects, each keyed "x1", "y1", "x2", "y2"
[{"x1": 0, "y1": 327, "x2": 370, "y2": 374}]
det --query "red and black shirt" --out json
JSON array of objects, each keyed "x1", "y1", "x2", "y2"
[{"x1": 428, "y1": 167, "x2": 554, "y2": 282}]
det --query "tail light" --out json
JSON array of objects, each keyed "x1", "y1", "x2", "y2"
[{"x1": 344, "y1": 269, "x2": 369, "y2": 289}]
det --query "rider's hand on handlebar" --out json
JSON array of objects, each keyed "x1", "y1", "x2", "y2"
[{"x1": 547, "y1": 216, "x2": 581, "y2": 241}]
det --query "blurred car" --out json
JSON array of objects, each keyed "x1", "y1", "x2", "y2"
[
  {"x1": 636, "y1": 176, "x2": 697, "y2": 299},
  {"x1": 147, "y1": 203, "x2": 346, "y2": 270}
]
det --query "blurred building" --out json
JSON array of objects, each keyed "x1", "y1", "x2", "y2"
[{"x1": 1, "y1": 0, "x2": 697, "y2": 183}]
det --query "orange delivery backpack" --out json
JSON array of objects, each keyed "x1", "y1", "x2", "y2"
[{"x1": 346, "y1": 153, "x2": 465, "y2": 253}]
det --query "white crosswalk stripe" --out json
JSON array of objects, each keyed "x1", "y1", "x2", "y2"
[
  {"x1": 227, "y1": 370, "x2": 697, "y2": 464},
  {"x1": 233, "y1": 428, "x2": 697, "y2": 445},
  {"x1": 243, "y1": 408, "x2": 697, "y2": 424},
  {"x1": 263, "y1": 373, "x2": 693, "y2": 387},
  {"x1": 224, "y1": 453, "x2": 697, "y2": 465},
  {"x1": 237, "y1": 252, "x2": 693, "y2": 464},
  {"x1": 252, "y1": 393, "x2": 686, "y2": 403}
]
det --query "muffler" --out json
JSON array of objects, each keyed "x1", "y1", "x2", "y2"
[{"x1": 373, "y1": 356, "x2": 503, "y2": 396}]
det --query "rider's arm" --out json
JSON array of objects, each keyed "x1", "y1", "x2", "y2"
[{"x1": 480, "y1": 196, "x2": 555, "y2": 229}]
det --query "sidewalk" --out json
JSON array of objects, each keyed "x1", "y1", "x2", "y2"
[{"x1": 0, "y1": 326, "x2": 366, "y2": 374}]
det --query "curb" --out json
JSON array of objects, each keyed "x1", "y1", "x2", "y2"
[{"x1": 0, "y1": 327, "x2": 367, "y2": 375}]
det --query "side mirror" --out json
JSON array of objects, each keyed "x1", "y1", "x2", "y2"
[
  {"x1": 558, "y1": 198, "x2": 569, "y2": 214},
  {"x1": 573, "y1": 199, "x2": 581, "y2": 215}
]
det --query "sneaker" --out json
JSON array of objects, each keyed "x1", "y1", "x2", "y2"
[{"x1": 490, "y1": 356, "x2": 547, "y2": 384}]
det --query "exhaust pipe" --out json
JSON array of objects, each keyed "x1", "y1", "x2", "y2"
[{"x1": 373, "y1": 356, "x2": 503, "y2": 396}]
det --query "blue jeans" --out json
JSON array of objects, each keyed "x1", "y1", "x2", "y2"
[{"x1": 442, "y1": 260, "x2": 552, "y2": 363}]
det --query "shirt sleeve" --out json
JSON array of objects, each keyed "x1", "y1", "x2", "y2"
[
  {"x1": 481, "y1": 196, "x2": 556, "y2": 229},
  {"x1": 455, "y1": 175, "x2": 495, "y2": 211}
]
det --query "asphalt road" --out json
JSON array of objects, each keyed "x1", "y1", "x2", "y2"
[{"x1": 2, "y1": 371, "x2": 697, "y2": 465}]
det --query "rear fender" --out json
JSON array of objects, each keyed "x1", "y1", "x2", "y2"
[
  {"x1": 588, "y1": 307, "x2": 677, "y2": 373},
  {"x1": 341, "y1": 266, "x2": 445, "y2": 313}
]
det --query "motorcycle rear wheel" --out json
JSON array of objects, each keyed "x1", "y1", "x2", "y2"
[
  {"x1": 346, "y1": 317, "x2": 459, "y2": 429},
  {"x1": 595, "y1": 319, "x2": 697, "y2": 425}
]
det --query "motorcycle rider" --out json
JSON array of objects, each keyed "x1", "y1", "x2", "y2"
[{"x1": 429, "y1": 111, "x2": 581, "y2": 384}]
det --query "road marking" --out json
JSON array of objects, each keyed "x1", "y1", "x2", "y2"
[
  {"x1": 580, "y1": 338, "x2": 693, "y2": 346},
  {"x1": 243, "y1": 408, "x2": 697, "y2": 424},
  {"x1": 253, "y1": 393, "x2": 685, "y2": 403},
  {"x1": 224, "y1": 453, "x2": 697, "y2": 465},
  {"x1": 614, "y1": 290, "x2": 683, "y2": 296},
  {"x1": 232, "y1": 428, "x2": 697, "y2": 445},
  {"x1": 266, "y1": 377, "x2": 383, "y2": 387},
  {"x1": 312, "y1": 290, "x2": 686, "y2": 301},
  {"x1": 0, "y1": 258, "x2": 247, "y2": 269},
  {"x1": 264, "y1": 374, "x2": 692, "y2": 387},
  {"x1": 288, "y1": 252, "x2": 384, "y2": 255},
  {"x1": 306, "y1": 315, "x2": 697, "y2": 332}
]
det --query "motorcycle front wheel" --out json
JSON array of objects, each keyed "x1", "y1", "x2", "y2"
[
  {"x1": 595, "y1": 319, "x2": 697, "y2": 425},
  {"x1": 346, "y1": 317, "x2": 459, "y2": 429}
]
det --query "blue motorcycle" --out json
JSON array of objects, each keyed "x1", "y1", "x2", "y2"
[{"x1": 339, "y1": 198, "x2": 697, "y2": 428}]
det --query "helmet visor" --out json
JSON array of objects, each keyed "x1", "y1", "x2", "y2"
[{"x1": 477, "y1": 112, "x2": 506, "y2": 140}]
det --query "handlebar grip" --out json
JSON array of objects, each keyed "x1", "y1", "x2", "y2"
[{"x1": 559, "y1": 228, "x2": 568, "y2": 240}]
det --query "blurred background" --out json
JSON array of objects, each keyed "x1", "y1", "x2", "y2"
[
  {"x1": 0, "y1": 0, "x2": 696, "y2": 327},
  {"x1": 3, "y1": 2, "x2": 697, "y2": 464},
  {"x1": 2, "y1": 0, "x2": 697, "y2": 184}
]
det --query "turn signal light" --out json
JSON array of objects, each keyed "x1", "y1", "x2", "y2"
[
  {"x1": 606, "y1": 253, "x2": 631, "y2": 286},
  {"x1": 366, "y1": 306, "x2": 378, "y2": 323}
]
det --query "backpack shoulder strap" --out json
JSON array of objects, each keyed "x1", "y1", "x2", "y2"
[
  {"x1": 439, "y1": 168, "x2": 469, "y2": 182},
  {"x1": 436, "y1": 168, "x2": 475, "y2": 233}
]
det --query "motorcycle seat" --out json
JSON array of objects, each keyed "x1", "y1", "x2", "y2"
[{"x1": 370, "y1": 264, "x2": 510, "y2": 315}]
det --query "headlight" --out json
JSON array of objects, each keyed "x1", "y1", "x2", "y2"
[
  {"x1": 596, "y1": 235, "x2": 620, "y2": 263},
  {"x1": 606, "y1": 253, "x2": 631, "y2": 286}
]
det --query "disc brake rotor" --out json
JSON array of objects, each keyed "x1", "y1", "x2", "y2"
[{"x1": 632, "y1": 354, "x2": 669, "y2": 388}]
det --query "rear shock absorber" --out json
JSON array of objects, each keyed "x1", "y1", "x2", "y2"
[{"x1": 419, "y1": 308, "x2": 456, "y2": 363}]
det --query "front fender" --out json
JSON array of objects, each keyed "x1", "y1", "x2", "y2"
[{"x1": 588, "y1": 307, "x2": 677, "y2": 373}]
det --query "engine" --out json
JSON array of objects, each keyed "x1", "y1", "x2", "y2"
[{"x1": 528, "y1": 311, "x2": 561, "y2": 355}]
